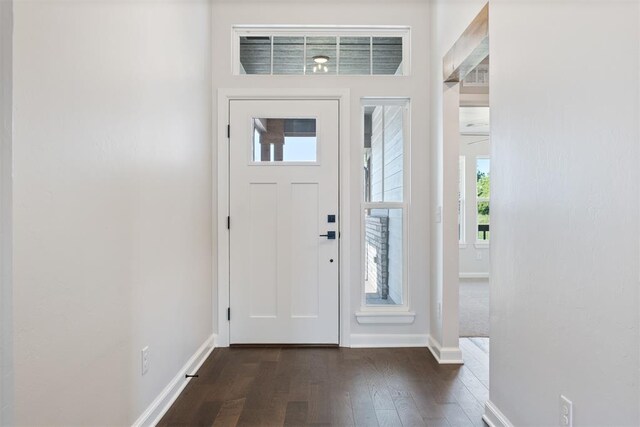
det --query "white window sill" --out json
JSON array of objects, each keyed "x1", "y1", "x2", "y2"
[
  {"x1": 459, "y1": 242, "x2": 468, "y2": 249},
  {"x1": 355, "y1": 311, "x2": 416, "y2": 325},
  {"x1": 475, "y1": 242, "x2": 489, "y2": 249}
]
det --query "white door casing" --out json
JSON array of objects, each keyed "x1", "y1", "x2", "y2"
[{"x1": 229, "y1": 99, "x2": 339, "y2": 344}]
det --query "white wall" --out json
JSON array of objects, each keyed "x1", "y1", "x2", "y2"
[
  {"x1": 0, "y1": 1, "x2": 14, "y2": 424},
  {"x1": 212, "y1": 0, "x2": 430, "y2": 342},
  {"x1": 488, "y1": 1, "x2": 640, "y2": 424},
  {"x1": 433, "y1": 1, "x2": 640, "y2": 422},
  {"x1": 459, "y1": 134, "x2": 490, "y2": 276},
  {"x1": 12, "y1": 1, "x2": 213, "y2": 424}
]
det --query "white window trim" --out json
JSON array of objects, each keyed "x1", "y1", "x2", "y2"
[
  {"x1": 232, "y1": 25, "x2": 411, "y2": 76},
  {"x1": 355, "y1": 311, "x2": 416, "y2": 325},
  {"x1": 359, "y1": 98, "x2": 411, "y2": 314},
  {"x1": 459, "y1": 155, "x2": 466, "y2": 245}
]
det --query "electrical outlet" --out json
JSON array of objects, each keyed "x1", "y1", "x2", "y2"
[
  {"x1": 560, "y1": 395, "x2": 572, "y2": 427},
  {"x1": 141, "y1": 346, "x2": 150, "y2": 375}
]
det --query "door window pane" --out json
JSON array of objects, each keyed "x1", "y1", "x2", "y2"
[
  {"x1": 365, "y1": 208, "x2": 403, "y2": 305},
  {"x1": 252, "y1": 118, "x2": 317, "y2": 162}
]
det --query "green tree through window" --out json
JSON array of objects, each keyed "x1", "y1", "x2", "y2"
[{"x1": 476, "y1": 158, "x2": 490, "y2": 241}]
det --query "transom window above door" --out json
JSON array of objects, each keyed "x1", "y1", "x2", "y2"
[{"x1": 233, "y1": 26, "x2": 410, "y2": 76}]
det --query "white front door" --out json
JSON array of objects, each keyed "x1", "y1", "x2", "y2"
[{"x1": 229, "y1": 99, "x2": 339, "y2": 344}]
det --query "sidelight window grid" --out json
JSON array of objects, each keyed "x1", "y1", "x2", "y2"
[{"x1": 361, "y1": 98, "x2": 410, "y2": 310}]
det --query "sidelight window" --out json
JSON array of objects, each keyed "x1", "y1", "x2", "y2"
[{"x1": 362, "y1": 99, "x2": 409, "y2": 307}]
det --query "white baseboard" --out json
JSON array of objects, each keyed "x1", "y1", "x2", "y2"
[
  {"x1": 426, "y1": 335, "x2": 464, "y2": 364},
  {"x1": 459, "y1": 272, "x2": 489, "y2": 279},
  {"x1": 132, "y1": 334, "x2": 216, "y2": 427},
  {"x1": 350, "y1": 334, "x2": 428, "y2": 348},
  {"x1": 483, "y1": 400, "x2": 514, "y2": 427}
]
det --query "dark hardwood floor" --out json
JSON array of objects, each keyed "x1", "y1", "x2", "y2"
[{"x1": 158, "y1": 338, "x2": 489, "y2": 427}]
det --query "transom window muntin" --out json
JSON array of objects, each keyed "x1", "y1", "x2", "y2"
[{"x1": 234, "y1": 26, "x2": 410, "y2": 76}]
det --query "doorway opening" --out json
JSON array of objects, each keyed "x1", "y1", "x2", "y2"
[
  {"x1": 436, "y1": 0, "x2": 489, "y2": 380},
  {"x1": 458, "y1": 60, "x2": 490, "y2": 342},
  {"x1": 458, "y1": 61, "x2": 490, "y2": 371},
  {"x1": 228, "y1": 99, "x2": 340, "y2": 345}
]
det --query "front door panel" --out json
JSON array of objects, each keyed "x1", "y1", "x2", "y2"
[{"x1": 229, "y1": 99, "x2": 339, "y2": 344}]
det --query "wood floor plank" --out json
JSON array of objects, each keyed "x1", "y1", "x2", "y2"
[
  {"x1": 393, "y1": 396, "x2": 426, "y2": 427},
  {"x1": 308, "y1": 380, "x2": 331, "y2": 424},
  {"x1": 192, "y1": 401, "x2": 223, "y2": 426},
  {"x1": 283, "y1": 401, "x2": 308, "y2": 426},
  {"x1": 459, "y1": 400, "x2": 486, "y2": 426},
  {"x1": 469, "y1": 338, "x2": 490, "y2": 355},
  {"x1": 330, "y1": 390, "x2": 355, "y2": 426},
  {"x1": 424, "y1": 418, "x2": 451, "y2": 427},
  {"x1": 157, "y1": 345, "x2": 489, "y2": 427},
  {"x1": 370, "y1": 383, "x2": 396, "y2": 410},
  {"x1": 440, "y1": 402, "x2": 474, "y2": 427},
  {"x1": 351, "y1": 382, "x2": 379, "y2": 427},
  {"x1": 375, "y1": 409, "x2": 403, "y2": 427},
  {"x1": 157, "y1": 383, "x2": 209, "y2": 426},
  {"x1": 213, "y1": 398, "x2": 245, "y2": 427}
]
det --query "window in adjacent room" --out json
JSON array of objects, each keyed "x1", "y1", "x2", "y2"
[{"x1": 476, "y1": 157, "x2": 490, "y2": 241}]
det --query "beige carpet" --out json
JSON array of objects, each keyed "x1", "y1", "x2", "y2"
[{"x1": 459, "y1": 279, "x2": 490, "y2": 337}]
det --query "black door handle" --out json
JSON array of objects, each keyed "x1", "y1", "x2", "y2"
[{"x1": 319, "y1": 231, "x2": 336, "y2": 240}]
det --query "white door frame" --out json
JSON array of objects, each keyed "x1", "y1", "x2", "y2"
[
  {"x1": 216, "y1": 88, "x2": 351, "y2": 347},
  {"x1": 431, "y1": 3, "x2": 489, "y2": 364}
]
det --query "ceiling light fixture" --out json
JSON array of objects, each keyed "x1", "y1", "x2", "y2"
[
  {"x1": 312, "y1": 55, "x2": 330, "y2": 73},
  {"x1": 313, "y1": 55, "x2": 329, "y2": 64}
]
